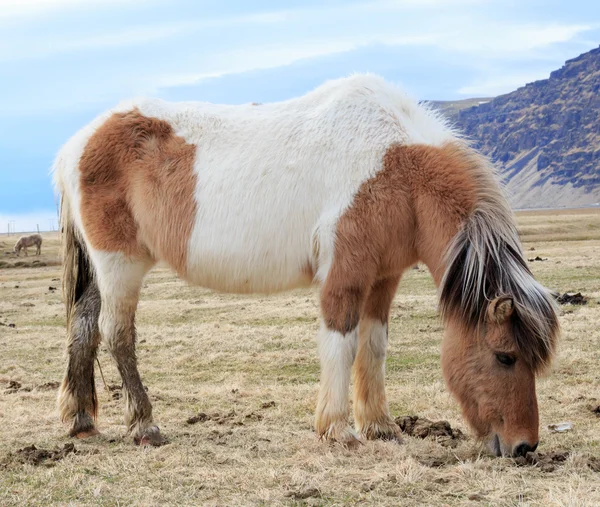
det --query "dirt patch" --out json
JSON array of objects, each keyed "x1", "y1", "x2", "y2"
[
  {"x1": 417, "y1": 454, "x2": 461, "y2": 468},
  {"x1": 514, "y1": 451, "x2": 568, "y2": 472},
  {"x1": 106, "y1": 384, "x2": 122, "y2": 400},
  {"x1": 37, "y1": 381, "x2": 60, "y2": 391},
  {"x1": 186, "y1": 409, "x2": 263, "y2": 426},
  {"x1": 0, "y1": 260, "x2": 53, "y2": 269},
  {"x1": 395, "y1": 415, "x2": 465, "y2": 448},
  {"x1": 187, "y1": 412, "x2": 211, "y2": 425},
  {"x1": 2, "y1": 443, "x2": 87, "y2": 468},
  {"x1": 590, "y1": 405, "x2": 600, "y2": 416},
  {"x1": 555, "y1": 292, "x2": 588, "y2": 305},
  {"x1": 3, "y1": 381, "x2": 31, "y2": 394},
  {"x1": 528, "y1": 256, "x2": 547, "y2": 262},
  {"x1": 284, "y1": 487, "x2": 321, "y2": 500},
  {"x1": 260, "y1": 401, "x2": 276, "y2": 409},
  {"x1": 589, "y1": 457, "x2": 600, "y2": 472},
  {"x1": 0, "y1": 321, "x2": 16, "y2": 328}
]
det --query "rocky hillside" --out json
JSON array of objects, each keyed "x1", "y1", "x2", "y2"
[{"x1": 433, "y1": 46, "x2": 600, "y2": 209}]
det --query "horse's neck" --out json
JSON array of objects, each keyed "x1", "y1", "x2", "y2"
[
  {"x1": 402, "y1": 143, "x2": 481, "y2": 287},
  {"x1": 416, "y1": 211, "x2": 464, "y2": 288}
]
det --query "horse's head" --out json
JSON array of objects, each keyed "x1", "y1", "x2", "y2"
[
  {"x1": 438, "y1": 205, "x2": 559, "y2": 457},
  {"x1": 441, "y1": 294, "x2": 557, "y2": 457}
]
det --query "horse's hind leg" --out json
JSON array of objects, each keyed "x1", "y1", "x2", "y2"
[
  {"x1": 93, "y1": 252, "x2": 162, "y2": 445},
  {"x1": 58, "y1": 281, "x2": 101, "y2": 438},
  {"x1": 353, "y1": 276, "x2": 402, "y2": 440}
]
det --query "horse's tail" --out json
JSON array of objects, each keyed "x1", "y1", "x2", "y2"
[
  {"x1": 60, "y1": 196, "x2": 95, "y2": 333},
  {"x1": 57, "y1": 193, "x2": 102, "y2": 430}
]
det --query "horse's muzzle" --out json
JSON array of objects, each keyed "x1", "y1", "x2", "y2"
[{"x1": 488, "y1": 433, "x2": 538, "y2": 457}]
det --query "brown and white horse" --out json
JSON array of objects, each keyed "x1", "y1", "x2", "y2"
[
  {"x1": 14, "y1": 233, "x2": 43, "y2": 256},
  {"x1": 53, "y1": 75, "x2": 559, "y2": 455}
]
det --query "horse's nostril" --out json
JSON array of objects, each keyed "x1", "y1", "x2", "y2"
[{"x1": 514, "y1": 442, "x2": 537, "y2": 457}]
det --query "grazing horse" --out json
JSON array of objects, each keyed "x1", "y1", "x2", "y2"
[
  {"x1": 53, "y1": 75, "x2": 559, "y2": 456},
  {"x1": 14, "y1": 233, "x2": 42, "y2": 256}
]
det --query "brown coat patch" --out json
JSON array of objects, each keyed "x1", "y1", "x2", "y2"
[
  {"x1": 79, "y1": 109, "x2": 197, "y2": 274},
  {"x1": 321, "y1": 142, "x2": 477, "y2": 334},
  {"x1": 387, "y1": 143, "x2": 479, "y2": 283}
]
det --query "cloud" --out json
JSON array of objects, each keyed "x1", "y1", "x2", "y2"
[
  {"x1": 441, "y1": 23, "x2": 594, "y2": 54},
  {"x1": 0, "y1": 10, "x2": 291, "y2": 61},
  {"x1": 0, "y1": 0, "x2": 142, "y2": 18},
  {"x1": 454, "y1": 23, "x2": 597, "y2": 95},
  {"x1": 1, "y1": 0, "x2": 597, "y2": 117},
  {"x1": 152, "y1": 21, "x2": 593, "y2": 94},
  {"x1": 154, "y1": 34, "x2": 438, "y2": 90}
]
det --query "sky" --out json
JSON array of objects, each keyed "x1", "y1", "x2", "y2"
[{"x1": 0, "y1": 0, "x2": 599, "y2": 232}]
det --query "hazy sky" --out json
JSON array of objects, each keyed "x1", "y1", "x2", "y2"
[{"x1": 1, "y1": 0, "x2": 599, "y2": 231}]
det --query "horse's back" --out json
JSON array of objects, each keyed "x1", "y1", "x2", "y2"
[
  {"x1": 130, "y1": 80, "x2": 410, "y2": 291},
  {"x1": 54, "y1": 75, "x2": 455, "y2": 293}
]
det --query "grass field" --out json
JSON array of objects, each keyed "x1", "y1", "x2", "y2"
[{"x1": 0, "y1": 208, "x2": 599, "y2": 506}]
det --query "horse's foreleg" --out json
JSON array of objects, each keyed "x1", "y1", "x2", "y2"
[
  {"x1": 315, "y1": 280, "x2": 367, "y2": 447},
  {"x1": 95, "y1": 253, "x2": 163, "y2": 445},
  {"x1": 58, "y1": 282, "x2": 101, "y2": 438},
  {"x1": 353, "y1": 276, "x2": 402, "y2": 441},
  {"x1": 23, "y1": 246, "x2": 28, "y2": 257}
]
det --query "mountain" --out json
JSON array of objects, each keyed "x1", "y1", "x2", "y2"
[{"x1": 433, "y1": 47, "x2": 600, "y2": 209}]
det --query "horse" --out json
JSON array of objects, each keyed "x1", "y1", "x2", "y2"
[
  {"x1": 53, "y1": 74, "x2": 559, "y2": 456},
  {"x1": 14, "y1": 233, "x2": 43, "y2": 256}
]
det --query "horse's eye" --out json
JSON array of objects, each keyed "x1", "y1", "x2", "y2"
[{"x1": 495, "y1": 353, "x2": 516, "y2": 366}]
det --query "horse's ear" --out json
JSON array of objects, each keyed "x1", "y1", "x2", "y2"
[{"x1": 487, "y1": 296, "x2": 514, "y2": 324}]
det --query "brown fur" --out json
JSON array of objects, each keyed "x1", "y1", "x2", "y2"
[
  {"x1": 353, "y1": 276, "x2": 402, "y2": 439},
  {"x1": 362, "y1": 276, "x2": 401, "y2": 323},
  {"x1": 442, "y1": 318, "x2": 539, "y2": 448},
  {"x1": 79, "y1": 109, "x2": 197, "y2": 274},
  {"x1": 322, "y1": 141, "x2": 476, "y2": 335},
  {"x1": 392, "y1": 142, "x2": 479, "y2": 282}
]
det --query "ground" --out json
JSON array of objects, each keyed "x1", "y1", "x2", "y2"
[{"x1": 0, "y1": 208, "x2": 599, "y2": 506}]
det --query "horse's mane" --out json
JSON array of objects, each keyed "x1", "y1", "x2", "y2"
[{"x1": 438, "y1": 149, "x2": 559, "y2": 373}]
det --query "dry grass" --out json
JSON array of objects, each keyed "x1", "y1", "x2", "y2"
[{"x1": 0, "y1": 209, "x2": 599, "y2": 506}]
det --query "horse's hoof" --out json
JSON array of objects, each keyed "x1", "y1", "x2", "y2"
[
  {"x1": 134, "y1": 427, "x2": 167, "y2": 447},
  {"x1": 74, "y1": 428, "x2": 101, "y2": 439},
  {"x1": 360, "y1": 421, "x2": 404, "y2": 443},
  {"x1": 319, "y1": 421, "x2": 363, "y2": 449},
  {"x1": 339, "y1": 433, "x2": 363, "y2": 450}
]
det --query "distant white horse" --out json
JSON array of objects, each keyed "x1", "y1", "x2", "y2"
[
  {"x1": 54, "y1": 74, "x2": 558, "y2": 456},
  {"x1": 14, "y1": 234, "x2": 42, "y2": 256}
]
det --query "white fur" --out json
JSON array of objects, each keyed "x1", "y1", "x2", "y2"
[
  {"x1": 316, "y1": 323, "x2": 358, "y2": 433},
  {"x1": 131, "y1": 74, "x2": 455, "y2": 292},
  {"x1": 89, "y1": 250, "x2": 154, "y2": 341}
]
